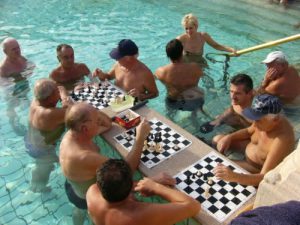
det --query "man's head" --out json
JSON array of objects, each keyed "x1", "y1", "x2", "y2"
[
  {"x1": 96, "y1": 159, "x2": 133, "y2": 203},
  {"x1": 57, "y1": 44, "x2": 74, "y2": 68},
  {"x1": 243, "y1": 94, "x2": 282, "y2": 130},
  {"x1": 166, "y1": 39, "x2": 183, "y2": 61},
  {"x1": 34, "y1": 78, "x2": 59, "y2": 106},
  {"x1": 181, "y1": 13, "x2": 198, "y2": 35},
  {"x1": 230, "y1": 74, "x2": 253, "y2": 106},
  {"x1": 65, "y1": 102, "x2": 102, "y2": 136},
  {"x1": 2, "y1": 37, "x2": 22, "y2": 58},
  {"x1": 262, "y1": 51, "x2": 288, "y2": 72},
  {"x1": 109, "y1": 39, "x2": 138, "y2": 62}
]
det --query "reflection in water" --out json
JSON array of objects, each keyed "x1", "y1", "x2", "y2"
[{"x1": 0, "y1": 62, "x2": 35, "y2": 136}]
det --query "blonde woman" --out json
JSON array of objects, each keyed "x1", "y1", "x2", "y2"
[{"x1": 177, "y1": 13, "x2": 236, "y2": 67}]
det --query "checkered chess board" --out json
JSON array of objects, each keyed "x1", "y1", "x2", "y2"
[
  {"x1": 114, "y1": 118, "x2": 192, "y2": 168},
  {"x1": 70, "y1": 81, "x2": 124, "y2": 109},
  {"x1": 174, "y1": 151, "x2": 256, "y2": 222}
]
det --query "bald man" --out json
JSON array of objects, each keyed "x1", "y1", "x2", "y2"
[
  {"x1": 26, "y1": 78, "x2": 72, "y2": 192},
  {"x1": 0, "y1": 37, "x2": 27, "y2": 77},
  {"x1": 50, "y1": 44, "x2": 90, "y2": 90},
  {"x1": 59, "y1": 102, "x2": 150, "y2": 225}
]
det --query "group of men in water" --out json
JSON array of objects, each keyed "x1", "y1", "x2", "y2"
[{"x1": 1, "y1": 12, "x2": 300, "y2": 225}]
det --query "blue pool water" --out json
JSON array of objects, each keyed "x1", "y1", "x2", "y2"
[{"x1": 0, "y1": 0, "x2": 299, "y2": 224}]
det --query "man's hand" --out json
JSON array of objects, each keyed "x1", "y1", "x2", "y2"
[
  {"x1": 136, "y1": 118, "x2": 151, "y2": 141},
  {"x1": 93, "y1": 68, "x2": 106, "y2": 81},
  {"x1": 128, "y1": 88, "x2": 140, "y2": 99},
  {"x1": 58, "y1": 86, "x2": 73, "y2": 107},
  {"x1": 216, "y1": 135, "x2": 231, "y2": 154},
  {"x1": 150, "y1": 172, "x2": 176, "y2": 187},
  {"x1": 134, "y1": 178, "x2": 159, "y2": 197},
  {"x1": 213, "y1": 163, "x2": 235, "y2": 182}
]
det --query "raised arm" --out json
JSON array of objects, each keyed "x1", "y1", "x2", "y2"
[
  {"x1": 134, "y1": 178, "x2": 200, "y2": 225},
  {"x1": 203, "y1": 32, "x2": 236, "y2": 53},
  {"x1": 97, "y1": 111, "x2": 112, "y2": 134},
  {"x1": 125, "y1": 119, "x2": 150, "y2": 172},
  {"x1": 93, "y1": 64, "x2": 116, "y2": 81}
]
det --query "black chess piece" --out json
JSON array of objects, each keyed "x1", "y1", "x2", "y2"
[
  {"x1": 191, "y1": 173, "x2": 197, "y2": 180},
  {"x1": 203, "y1": 173, "x2": 208, "y2": 181},
  {"x1": 154, "y1": 132, "x2": 162, "y2": 143},
  {"x1": 87, "y1": 86, "x2": 91, "y2": 93},
  {"x1": 123, "y1": 95, "x2": 126, "y2": 101}
]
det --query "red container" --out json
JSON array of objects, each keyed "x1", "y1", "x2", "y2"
[{"x1": 114, "y1": 109, "x2": 141, "y2": 129}]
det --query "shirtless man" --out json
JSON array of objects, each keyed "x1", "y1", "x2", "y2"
[
  {"x1": 213, "y1": 94, "x2": 295, "y2": 186},
  {"x1": 50, "y1": 44, "x2": 90, "y2": 90},
  {"x1": 0, "y1": 37, "x2": 27, "y2": 77},
  {"x1": 177, "y1": 13, "x2": 236, "y2": 67},
  {"x1": 155, "y1": 39, "x2": 203, "y2": 117},
  {"x1": 260, "y1": 51, "x2": 300, "y2": 105},
  {"x1": 93, "y1": 39, "x2": 158, "y2": 101},
  {"x1": 60, "y1": 102, "x2": 150, "y2": 225},
  {"x1": 26, "y1": 78, "x2": 72, "y2": 192},
  {"x1": 87, "y1": 159, "x2": 200, "y2": 225},
  {"x1": 200, "y1": 74, "x2": 253, "y2": 133}
]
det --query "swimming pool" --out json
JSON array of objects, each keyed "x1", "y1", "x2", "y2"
[{"x1": 0, "y1": 0, "x2": 299, "y2": 224}]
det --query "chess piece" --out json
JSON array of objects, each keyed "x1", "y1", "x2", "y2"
[
  {"x1": 143, "y1": 140, "x2": 148, "y2": 151},
  {"x1": 191, "y1": 173, "x2": 197, "y2": 180},
  {"x1": 208, "y1": 177, "x2": 213, "y2": 185},
  {"x1": 155, "y1": 143, "x2": 162, "y2": 152},
  {"x1": 203, "y1": 173, "x2": 208, "y2": 181},
  {"x1": 173, "y1": 144, "x2": 179, "y2": 150},
  {"x1": 125, "y1": 133, "x2": 131, "y2": 141},
  {"x1": 123, "y1": 95, "x2": 126, "y2": 101},
  {"x1": 154, "y1": 132, "x2": 162, "y2": 143},
  {"x1": 197, "y1": 170, "x2": 202, "y2": 177},
  {"x1": 204, "y1": 188, "x2": 210, "y2": 198}
]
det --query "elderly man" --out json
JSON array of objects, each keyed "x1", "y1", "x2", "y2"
[
  {"x1": 260, "y1": 51, "x2": 300, "y2": 105},
  {"x1": 26, "y1": 78, "x2": 71, "y2": 192},
  {"x1": 60, "y1": 102, "x2": 151, "y2": 225},
  {"x1": 0, "y1": 37, "x2": 27, "y2": 77},
  {"x1": 213, "y1": 94, "x2": 295, "y2": 187},
  {"x1": 200, "y1": 74, "x2": 253, "y2": 133},
  {"x1": 50, "y1": 44, "x2": 90, "y2": 90},
  {"x1": 93, "y1": 39, "x2": 158, "y2": 101},
  {"x1": 155, "y1": 39, "x2": 203, "y2": 117},
  {"x1": 87, "y1": 159, "x2": 200, "y2": 225}
]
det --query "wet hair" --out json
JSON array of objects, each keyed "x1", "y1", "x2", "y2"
[
  {"x1": 34, "y1": 78, "x2": 57, "y2": 100},
  {"x1": 65, "y1": 103, "x2": 91, "y2": 131},
  {"x1": 181, "y1": 13, "x2": 198, "y2": 28},
  {"x1": 96, "y1": 159, "x2": 133, "y2": 203},
  {"x1": 166, "y1": 39, "x2": 183, "y2": 61},
  {"x1": 56, "y1": 44, "x2": 73, "y2": 54},
  {"x1": 230, "y1": 74, "x2": 253, "y2": 93}
]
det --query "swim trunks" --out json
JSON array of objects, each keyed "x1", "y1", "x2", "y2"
[
  {"x1": 166, "y1": 97, "x2": 204, "y2": 111},
  {"x1": 65, "y1": 180, "x2": 87, "y2": 210},
  {"x1": 166, "y1": 87, "x2": 205, "y2": 111},
  {"x1": 24, "y1": 134, "x2": 56, "y2": 158}
]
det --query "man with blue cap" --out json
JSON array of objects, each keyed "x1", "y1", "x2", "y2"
[
  {"x1": 93, "y1": 39, "x2": 158, "y2": 101},
  {"x1": 213, "y1": 94, "x2": 295, "y2": 187}
]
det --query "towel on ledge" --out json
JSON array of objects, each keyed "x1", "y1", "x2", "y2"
[{"x1": 230, "y1": 201, "x2": 300, "y2": 225}]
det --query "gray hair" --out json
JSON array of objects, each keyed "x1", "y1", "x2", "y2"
[{"x1": 34, "y1": 78, "x2": 57, "y2": 100}]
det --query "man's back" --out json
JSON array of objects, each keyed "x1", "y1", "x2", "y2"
[
  {"x1": 87, "y1": 178, "x2": 200, "y2": 225},
  {"x1": 156, "y1": 62, "x2": 202, "y2": 99}
]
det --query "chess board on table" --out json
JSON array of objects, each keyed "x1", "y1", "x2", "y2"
[
  {"x1": 174, "y1": 151, "x2": 256, "y2": 223},
  {"x1": 114, "y1": 118, "x2": 192, "y2": 168},
  {"x1": 70, "y1": 81, "x2": 124, "y2": 110}
]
